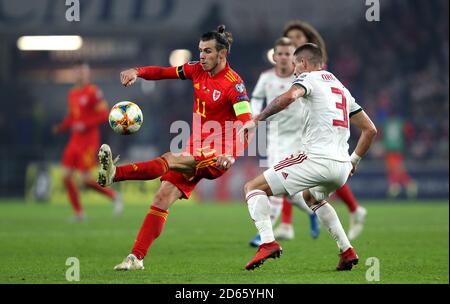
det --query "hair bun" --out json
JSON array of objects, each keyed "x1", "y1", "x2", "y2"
[{"x1": 217, "y1": 24, "x2": 226, "y2": 34}]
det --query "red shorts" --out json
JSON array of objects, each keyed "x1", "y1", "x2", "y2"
[
  {"x1": 385, "y1": 152, "x2": 412, "y2": 184},
  {"x1": 160, "y1": 145, "x2": 227, "y2": 199},
  {"x1": 62, "y1": 141, "x2": 99, "y2": 172}
]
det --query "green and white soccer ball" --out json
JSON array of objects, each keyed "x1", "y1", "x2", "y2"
[{"x1": 108, "y1": 101, "x2": 143, "y2": 135}]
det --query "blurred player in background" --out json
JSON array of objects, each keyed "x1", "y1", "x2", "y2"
[
  {"x1": 53, "y1": 63, "x2": 123, "y2": 220},
  {"x1": 241, "y1": 43, "x2": 377, "y2": 271},
  {"x1": 274, "y1": 20, "x2": 367, "y2": 241},
  {"x1": 382, "y1": 113, "x2": 418, "y2": 198},
  {"x1": 248, "y1": 37, "x2": 320, "y2": 248},
  {"x1": 99, "y1": 25, "x2": 253, "y2": 271}
]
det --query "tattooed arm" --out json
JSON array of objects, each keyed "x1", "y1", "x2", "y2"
[
  {"x1": 238, "y1": 84, "x2": 306, "y2": 144},
  {"x1": 253, "y1": 84, "x2": 306, "y2": 123}
]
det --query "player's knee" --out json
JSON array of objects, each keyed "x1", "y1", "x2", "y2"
[
  {"x1": 161, "y1": 152, "x2": 192, "y2": 171},
  {"x1": 244, "y1": 180, "x2": 259, "y2": 194},
  {"x1": 162, "y1": 152, "x2": 181, "y2": 170},
  {"x1": 153, "y1": 183, "x2": 178, "y2": 209},
  {"x1": 303, "y1": 190, "x2": 316, "y2": 207},
  {"x1": 62, "y1": 168, "x2": 74, "y2": 179},
  {"x1": 152, "y1": 191, "x2": 171, "y2": 210},
  {"x1": 161, "y1": 152, "x2": 174, "y2": 165},
  {"x1": 63, "y1": 171, "x2": 74, "y2": 182}
]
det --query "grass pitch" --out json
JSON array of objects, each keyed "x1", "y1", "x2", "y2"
[{"x1": 0, "y1": 200, "x2": 448, "y2": 284}]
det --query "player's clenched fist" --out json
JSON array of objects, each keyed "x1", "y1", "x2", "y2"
[
  {"x1": 215, "y1": 155, "x2": 235, "y2": 170},
  {"x1": 120, "y1": 68, "x2": 138, "y2": 87}
]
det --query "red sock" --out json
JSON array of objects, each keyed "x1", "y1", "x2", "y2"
[
  {"x1": 114, "y1": 157, "x2": 169, "y2": 182},
  {"x1": 83, "y1": 179, "x2": 116, "y2": 199},
  {"x1": 63, "y1": 177, "x2": 83, "y2": 215},
  {"x1": 335, "y1": 183, "x2": 358, "y2": 213},
  {"x1": 131, "y1": 206, "x2": 168, "y2": 260},
  {"x1": 281, "y1": 196, "x2": 293, "y2": 224}
]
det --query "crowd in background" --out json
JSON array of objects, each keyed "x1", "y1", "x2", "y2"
[
  {"x1": 0, "y1": 0, "x2": 448, "y2": 196},
  {"x1": 328, "y1": 0, "x2": 448, "y2": 161},
  {"x1": 147, "y1": 0, "x2": 449, "y2": 162}
]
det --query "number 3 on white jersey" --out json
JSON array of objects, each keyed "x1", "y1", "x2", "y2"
[{"x1": 331, "y1": 87, "x2": 348, "y2": 129}]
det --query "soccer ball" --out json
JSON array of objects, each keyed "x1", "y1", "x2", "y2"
[{"x1": 108, "y1": 101, "x2": 143, "y2": 135}]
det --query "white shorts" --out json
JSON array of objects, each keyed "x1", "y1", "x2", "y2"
[
  {"x1": 267, "y1": 147, "x2": 302, "y2": 168},
  {"x1": 263, "y1": 152, "x2": 352, "y2": 202},
  {"x1": 266, "y1": 149, "x2": 300, "y2": 199}
]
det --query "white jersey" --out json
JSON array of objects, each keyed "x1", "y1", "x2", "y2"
[
  {"x1": 251, "y1": 68, "x2": 304, "y2": 165},
  {"x1": 292, "y1": 70, "x2": 362, "y2": 162}
]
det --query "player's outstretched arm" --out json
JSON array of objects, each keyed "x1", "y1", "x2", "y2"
[
  {"x1": 120, "y1": 66, "x2": 180, "y2": 87},
  {"x1": 349, "y1": 110, "x2": 377, "y2": 175},
  {"x1": 238, "y1": 85, "x2": 305, "y2": 144},
  {"x1": 254, "y1": 84, "x2": 305, "y2": 122}
]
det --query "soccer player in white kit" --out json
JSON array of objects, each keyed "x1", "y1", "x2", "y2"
[
  {"x1": 276, "y1": 20, "x2": 368, "y2": 242},
  {"x1": 241, "y1": 43, "x2": 377, "y2": 271},
  {"x1": 248, "y1": 37, "x2": 320, "y2": 247}
]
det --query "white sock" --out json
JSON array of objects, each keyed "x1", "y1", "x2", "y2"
[
  {"x1": 288, "y1": 192, "x2": 314, "y2": 215},
  {"x1": 313, "y1": 201, "x2": 351, "y2": 252},
  {"x1": 246, "y1": 190, "x2": 275, "y2": 243},
  {"x1": 268, "y1": 196, "x2": 283, "y2": 225}
]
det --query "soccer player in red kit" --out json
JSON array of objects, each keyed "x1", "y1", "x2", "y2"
[
  {"x1": 97, "y1": 25, "x2": 253, "y2": 270},
  {"x1": 270, "y1": 21, "x2": 367, "y2": 242},
  {"x1": 53, "y1": 63, "x2": 123, "y2": 220}
]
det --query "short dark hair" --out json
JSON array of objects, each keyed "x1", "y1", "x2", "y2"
[
  {"x1": 200, "y1": 24, "x2": 234, "y2": 53},
  {"x1": 293, "y1": 43, "x2": 323, "y2": 67},
  {"x1": 283, "y1": 20, "x2": 328, "y2": 64},
  {"x1": 273, "y1": 37, "x2": 294, "y2": 50}
]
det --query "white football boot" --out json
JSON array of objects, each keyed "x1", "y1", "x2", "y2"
[
  {"x1": 114, "y1": 254, "x2": 144, "y2": 271},
  {"x1": 348, "y1": 206, "x2": 367, "y2": 241},
  {"x1": 97, "y1": 144, "x2": 120, "y2": 187},
  {"x1": 273, "y1": 223, "x2": 295, "y2": 240}
]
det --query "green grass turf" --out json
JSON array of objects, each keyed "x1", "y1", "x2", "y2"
[{"x1": 0, "y1": 200, "x2": 448, "y2": 284}]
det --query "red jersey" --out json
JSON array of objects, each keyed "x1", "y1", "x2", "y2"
[
  {"x1": 137, "y1": 62, "x2": 252, "y2": 157},
  {"x1": 57, "y1": 84, "x2": 108, "y2": 145}
]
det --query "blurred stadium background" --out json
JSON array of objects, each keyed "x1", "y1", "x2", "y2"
[
  {"x1": 0, "y1": 0, "x2": 448, "y2": 284},
  {"x1": 0, "y1": 0, "x2": 448, "y2": 201}
]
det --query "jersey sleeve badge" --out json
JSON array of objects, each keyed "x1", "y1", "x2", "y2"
[{"x1": 235, "y1": 83, "x2": 246, "y2": 93}]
